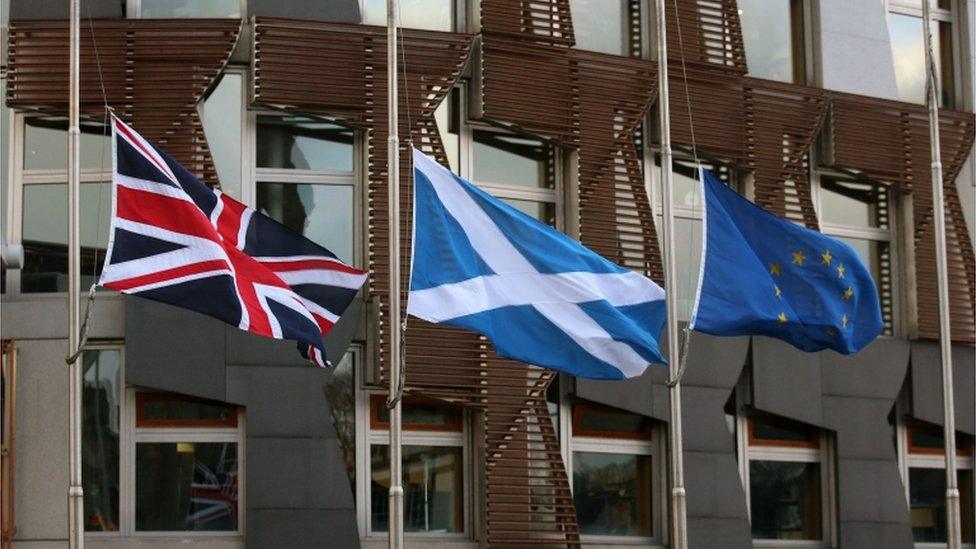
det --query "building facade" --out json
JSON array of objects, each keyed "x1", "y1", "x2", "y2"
[{"x1": 1, "y1": 0, "x2": 974, "y2": 548}]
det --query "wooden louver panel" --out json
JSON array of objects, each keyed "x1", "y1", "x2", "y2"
[{"x1": 5, "y1": 19, "x2": 241, "y2": 186}]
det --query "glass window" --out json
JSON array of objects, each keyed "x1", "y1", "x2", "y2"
[
  {"x1": 749, "y1": 460, "x2": 822, "y2": 540},
  {"x1": 135, "y1": 442, "x2": 239, "y2": 531},
  {"x1": 23, "y1": 118, "x2": 111, "y2": 171},
  {"x1": 739, "y1": 0, "x2": 805, "y2": 83},
  {"x1": 573, "y1": 452, "x2": 652, "y2": 537},
  {"x1": 138, "y1": 0, "x2": 241, "y2": 18},
  {"x1": 819, "y1": 180, "x2": 888, "y2": 229},
  {"x1": 573, "y1": 404, "x2": 652, "y2": 440},
  {"x1": 750, "y1": 417, "x2": 819, "y2": 448},
  {"x1": 202, "y1": 72, "x2": 244, "y2": 200},
  {"x1": 500, "y1": 198, "x2": 556, "y2": 227},
  {"x1": 137, "y1": 393, "x2": 237, "y2": 427},
  {"x1": 82, "y1": 349, "x2": 122, "y2": 532},
  {"x1": 256, "y1": 183, "x2": 354, "y2": 262},
  {"x1": 889, "y1": 12, "x2": 954, "y2": 107},
  {"x1": 21, "y1": 182, "x2": 111, "y2": 293},
  {"x1": 369, "y1": 445, "x2": 464, "y2": 533},
  {"x1": 256, "y1": 116, "x2": 354, "y2": 173},
  {"x1": 472, "y1": 131, "x2": 552, "y2": 190},
  {"x1": 434, "y1": 88, "x2": 461, "y2": 174},
  {"x1": 371, "y1": 395, "x2": 463, "y2": 431},
  {"x1": 362, "y1": 0, "x2": 456, "y2": 31},
  {"x1": 570, "y1": 0, "x2": 637, "y2": 56}
]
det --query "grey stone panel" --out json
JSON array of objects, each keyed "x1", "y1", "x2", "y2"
[
  {"x1": 821, "y1": 337, "x2": 910, "y2": 400},
  {"x1": 226, "y1": 365, "x2": 336, "y2": 437},
  {"x1": 679, "y1": 332, "x2": 750, "y2": 389},
  {"x1": 574, "y1": 361, "x2": 669, "y2": 421},
  {"x1": 682, "y1": 385, "x2": 736, "y2": 453},
  {"x1": 911, "y1": 341, "x2": 976, "y2": 434},
  {"x1": 0, "y1": 294, "x2": 125, "y2": 340},
  {"x1": 683, "y1": 451, "x2": 750, "y2": 521},
  {"x1": 246, "y1": 509, "x2": 360, "y2": 549},
  {"x1": 10, "y1": 0, "x2": 122, "y2": 19},
  {"x1": 839, "y1": 520, "x2": 915, "y2": 549},
  {"x1": 246, "y1": 437, "x2": 352, "y2": 509},
  {"x1": 835, "y1": 458, "x2": 911, "y2": 526},
  {"x1": 246, "y1": 0, "x2": 360, "y2": 22},
  {"x1": 687, "y1": 517, "x2": 753, "y2": 549},
  {"x1": 823, "y1": 395, "x2": 897, "y2": 460},
  {"x1": 752, "y1": 336, "x2": 823, "y2": 427},
  {"x1": 124, "y1": 297, "x2": 226, "y2": 401}
]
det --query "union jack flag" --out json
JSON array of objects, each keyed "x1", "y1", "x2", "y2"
[{"x1": 99, "y1": 116, "x2": 367, "y2": 366}]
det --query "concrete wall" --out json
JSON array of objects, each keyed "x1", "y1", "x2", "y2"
[{"x1": 813, "y1": 0, "x2": 900, "y2": 100}]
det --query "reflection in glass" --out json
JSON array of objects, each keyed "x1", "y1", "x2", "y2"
[
  {"x1": 257, "y1": 183, "x2": 354, "y2": 263},
  {"x1": 752, "y1": 417, "x2": 816, "y2": 445},
  {"x1": 819, "y1": 179, "x2": 887, "y2": 229},
  {"x1": 570, "y1": 0, "x2": 632, "y2": 55},
  {"x1": 576, "y1": 406, "x2": 650, "y2": 437},
  {"x1": 654, "y1": 216, "x2": 702, "y2": 321},
  {"x1": 838, "y1": 236, "x2": 892, "y2": 335},
  {"x1": 473, "y1": 131, "x2": 552, "y2": 189},
  {"x1": 24, "y1": 118, "x2": 111, "y2": 171},
  {"x1": 889, "y1": 14, "x2": 953, "y2": 107},
  {"x1": 136, "y1": 442, "x2": 239, "y2": 531},
  {"x1": 573, "y1": 452, "x2": 652, "y2": 537},
  {"x1": 21, "y1": 182, "x2": 111, "y2": 293},
  {"x1": 256, "y1": 116, "x2": 354, "y2": 172},
  {"x1": 363, "y1": 0, "x2": 455, "y2": 31},
  {"x1": 749, "y1": 461, "x2": 822, "y2": 540},
  {"x1": 909, "y1": 468, "x2": 975, "y2": 543},
  {"x1": 139, "y1": 395, "x2": 235, "y2": 424},
  {"x1": 500, "y1": 198, "x2": 556, "y2": 227},
  {"x1": 140, "y1": 0, "x2": 241, "y2": 17},
  {"x1": 375, "y1": 398, "x2": 459, "y2": 428},
  {"x1": 739, "y1": 0, "x2": 802, "y2": 83},
  {"x1": 82, "y1": 349, "x2": 122, "y2": 532},
  {"x1": 371, "y1": 445, "x2": 463, "y2": 533},
  {"x1": 434, "y1": 89, "x2": 461, "y2": 174},
  {"x1": 324, "y1": 353, "x2": 356, "y2": 498},
  {"x1": 202, "y1": 73, "x2": 243, "y2": 199}
]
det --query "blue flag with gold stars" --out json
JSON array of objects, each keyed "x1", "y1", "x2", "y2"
[{"x1": 690, "y1": 168, "x2": 883, "y2": 354}]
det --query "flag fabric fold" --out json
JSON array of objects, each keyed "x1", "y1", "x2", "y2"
[
  {"x1": 99, "y1": 116, "x2": 367, "y2": 366},
  {"x1": 407, "y1": 148, "x2": 667, "y2": 380},
  {"x1": 691, "y1": 168, "x2": 883, "y2": 354}
]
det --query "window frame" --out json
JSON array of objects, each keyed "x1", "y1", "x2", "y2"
[
  {"x1": 356, "y1": 351, "x2": 472, "y2": 539},
  {"x1": 125, "y1": 0, "x2": 246, "y2": 18},
  {"x1": 199, "y1": 66, "x2": 249, "y2": 204},
  {"x1": 885, "y1": 0, "x2": 960, "y2": 108},
  {"x1": 896, "y1": 415, "x2": 976, "y2": 548},
  {"x1": 248, "y1": 110, "x2": 364, "y2": 268},
  {"x1": 6, "y1": 112, "x2": 113, "y2": 295},
  {"x1": 567, "y1": 399, "x2": 666, "y2": 547},
  {"x1": 737, "y1": 0, "x2": 808, "y2": 84},
  {"x1": 735, "y1": 409, "x2": 836, "y2": 548}
]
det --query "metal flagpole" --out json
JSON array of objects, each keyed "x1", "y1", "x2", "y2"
[
  {"x1": 67, "y1": 0, "x2": 85, "y2": 546},
  {"x1": 921, "y1": 1, "x2": 961, "y2": 547},
  {"x1": 654, "y1": 1, "x2": 688, "y2": 547},
  {"x1": 386, "y1": 0, "x2": 405, "y2": 547}
]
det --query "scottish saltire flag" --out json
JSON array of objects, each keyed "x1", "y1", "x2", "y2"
[
  {"x1": 407, "y1": 149, "x2": 667, "y2": 380},
  {"x1": 690, "y1": 168, "x2": 883, "y2": 354},
  {"x1": 99, "y1": 116, "x2": 368, "y2": 366}
]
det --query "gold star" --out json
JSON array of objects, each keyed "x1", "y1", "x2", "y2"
[
  {"x1": 792, "y1": 250, "x2": 805, "y2": 265},
  {"x1": 842, "y1": 314, "x2": 849, "y2": 328},
  {"x1": 821, "y1": 250, "x2": 833, "y2": 266},
  {"x1": 770, "y1": 262, "x2": 782, "y2": 276},
  {"x1": 777, "y1": 312, "x2": 788, "y2": 324},
  {"x1": 843, "y1": 287, "x2": 854, "y2": 300},
  {"x1": 837, "y1": 264, "x2": 846, "y2": 279},
  {"x1": 774, "y1": 285, "x2": 782, "y2": 298}
]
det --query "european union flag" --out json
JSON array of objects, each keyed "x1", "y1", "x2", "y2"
[{"x1": 690, "y1": 169, "x2": 883, "y2": 354}]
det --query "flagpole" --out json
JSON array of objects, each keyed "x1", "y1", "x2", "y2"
[
  {"x1": 654, "y1": 1, "x2": 688, "y2": 547},
  {"x1": 386, "y1": 0, "x2": 405, "y2": 547},
  {"x1": 66, "y1": 0, "x2": 85, "y2": 546},
  {"x1": 921, "y1": 1, "x2": 961, "y2": 547}
]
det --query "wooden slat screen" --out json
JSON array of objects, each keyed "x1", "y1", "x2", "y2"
[{"x1": 6, "y1": 19, "x2": 241, "y2": 185}]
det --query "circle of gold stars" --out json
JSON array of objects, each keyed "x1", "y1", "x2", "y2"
[{"x1": 771, "y1": 248, "x2": 855, "y2": 335}]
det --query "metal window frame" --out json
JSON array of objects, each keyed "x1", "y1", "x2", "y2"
[
  {"x1": 248, "y1": 109, "x2": 364, "y2": 268},
  {"x1": 124, "y1": 385, "x2": 246, "y2": 539},
  {"x1": 355, "y1": 351, "x2": 473, "y2": 540},
  {"x1": 567, "y1": 403, "x2": 666, "y2": 547},
  {"x1": 885, "y1": 0, "x2": 961, "y2": 108},
  {"x1": 6, "y1": 112, "x2": 113, "y2": 295},
  {"x1": 126, "y1": 0, "x2": 246, "y2": 19}
]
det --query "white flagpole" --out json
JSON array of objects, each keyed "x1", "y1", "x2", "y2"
[
  {"x1": 67, "y1": 0, "x2": 85, "y2": 547},
  {"x1": 654, "y1": 1, "x2": 688, "y2": 547},
  {"x1": 921, "y1": 1, "x2": 961, "y2": 547},
  {"x1": 386, "y1": 0, "x2": 405, "y2": 547}
]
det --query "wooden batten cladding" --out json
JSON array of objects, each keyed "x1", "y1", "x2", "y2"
[
  {"x1": 5, "y1": 19, "x2": 241, "y2": 185},
  {"x1": 827, "y1": 94, "x2": 976, "y2": 342}
]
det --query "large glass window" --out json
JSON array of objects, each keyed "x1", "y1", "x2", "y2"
[
  {"x1": 888, "y1": 1, "x2": 955, "y2": 107},
  {"x1": 902, "y1": 422, "x2": 975, "y2": 544},
  {"x1": 570, "y1": 402, "x2": 659, "y2": 542},
  {"x1": 253, "y1": 114, "x2": 358, "y2": 264},
  {"x1": 816, "y1": 177, "x2": 895, "y2": 335},
  {"x1": 128, "y1": 0, "x2": 242, "y2": 18},
  {"x1": 366, "y1": 395, "x2": 467, "y2": 536},
  {"x1": 14, "y1": 117, "x2": 112, "y2": 294},
  {"x1": 362, "y1": 0, "x2": 456, "y2": 31},
  {"x1": 740, "y1": 415, "x2": 831, "y2": 544},
  {"x1": 133, "y1": 392, "x2": 242, "y2": 533},
  {"x1": 201, "y1": 71, "x2": 245, "y2": 200},
  {"x1": 739, "y1": 0, "x2": 805, "y2": 83},
  {"x1": 569, "y1": 0, "x2": 640, "y2": 56},
  {"x1": 82, "y1": 348, "x2": 123, "y2": 532}
]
